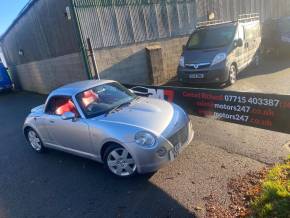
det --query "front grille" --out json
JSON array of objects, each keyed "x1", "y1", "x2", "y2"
[
  {"x1": 168, "y1": 123, "x2": 189, "y2": 146},
  {"x1": 185, "y1": 63, "x2": 211, "y2": 69}
]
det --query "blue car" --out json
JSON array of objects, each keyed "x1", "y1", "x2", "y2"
[{"x1": 0, "y1": 63, "x2": 13, "y2": 92}]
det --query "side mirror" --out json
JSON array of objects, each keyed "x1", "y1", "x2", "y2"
[
  {"x1": 61, "y1": 112, "x2": 76, "y2": 120},
  {"x1": 234, "y1": 39, "x2": 243, "y2": 48}
]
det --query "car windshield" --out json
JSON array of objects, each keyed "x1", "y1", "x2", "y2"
[
  {"x1": 76, "y1": 82, "x2": 136, "y2": 118},
  {"x1": 186, "y1": 25, "x2": 236, "y2": 50}
]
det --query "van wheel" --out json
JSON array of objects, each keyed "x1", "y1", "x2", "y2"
[{"x1": 227, "y1": 65, "x2": 237, "y2": 86}]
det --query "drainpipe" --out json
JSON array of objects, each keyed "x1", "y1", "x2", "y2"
[
  {"x1": 87, "y1": 38, "x2": 100, "y2": 80},
  {"x1": 69, "y1": 0, "x2": 93, "y2": 80}
]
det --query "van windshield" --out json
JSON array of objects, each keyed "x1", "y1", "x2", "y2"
[{"x1": 187, "y1": 25, "x2": 236, "y2": 50}]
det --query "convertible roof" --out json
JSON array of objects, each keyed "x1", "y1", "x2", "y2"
[{"x1": 50, "y1": 80, "x2": 115, "y2": 97}]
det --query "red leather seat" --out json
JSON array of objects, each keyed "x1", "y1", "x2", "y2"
[
  {"x1": 55, "y1": 100, "x2": 77, "y2": 115},
  {"x1": 82, "y1": 90, "x2": 98, "y2": 107}
]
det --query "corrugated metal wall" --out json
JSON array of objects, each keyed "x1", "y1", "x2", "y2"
[
  {"x1": 73, "y1": 0, "x2": 197, "y2": 49},
  {"x1": 1, "y1": 0, "x2": 80, "y2": 66},
  {"x1": 2, "y1": 0, "x2": 290, "y2": 66},
  {"x1": 196, "y1": 0, "x2": 290, "y2": 22},
  {"x1": 74, "y1": 0, "x2": 290, "y2": 50}
]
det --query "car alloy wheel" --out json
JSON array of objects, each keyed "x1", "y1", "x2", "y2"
[
  {"x1": 228, "y1": 65, "x2": 237, "y2": 85},
  {"x1": 105, "y1": 146, "x2": 137, "y2": 177},
  {"x1": 27, "y1": 129, "x2": 44, "y2": 152}
]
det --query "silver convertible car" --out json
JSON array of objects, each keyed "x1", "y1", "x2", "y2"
[{"x1": 23, "y1": 80, "x2": 194, "y2": 177}]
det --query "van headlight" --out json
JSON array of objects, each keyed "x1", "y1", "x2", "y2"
[
  {"x1": 211, "y1": 53, "x2": 226, "y2": 66},
  {"x1": 179, "y1": 56, "x2": 185, "y2": 67},
  {"x1": 135, "y1": 131, "x2": 156, "y2": 148}
]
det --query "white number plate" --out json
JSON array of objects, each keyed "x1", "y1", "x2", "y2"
[{"x1": 189, "y1": 73, "x2": 204, "y2": 79}]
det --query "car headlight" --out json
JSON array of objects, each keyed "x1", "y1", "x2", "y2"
[
  {"x1": 211, "y1": 53, "x2": 226, "y2": 66},
  {"x1": 135, "y1": 131, "x2": 156, "y2": 148},
  {"x1": 179, "y1": 56, "x2": 185, "y2": 67}
]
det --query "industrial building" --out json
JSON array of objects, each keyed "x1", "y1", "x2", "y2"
[{"x1": 1, "y1": 0, "x2": 290, "y2": 94}]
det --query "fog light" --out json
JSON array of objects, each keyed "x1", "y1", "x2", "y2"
[{"x1": 156, "y1": 147, "x2": 167, "y2": 157}]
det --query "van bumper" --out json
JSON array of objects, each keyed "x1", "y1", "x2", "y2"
[
  {"x1": 177, "y1": 66, "x2": 229, "y2": 84},
  {"x1": 0, "y1": 84, "x2": 13, "y2": 92}
]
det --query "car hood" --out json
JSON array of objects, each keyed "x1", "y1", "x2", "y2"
[
  {"x1": 96, "y1": 97, "x2": 185, "y2": 136},
  {"x1": 183, "y1": 47, "x2": 227, "y2": 64}
]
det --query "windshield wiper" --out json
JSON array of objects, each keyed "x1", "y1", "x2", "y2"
[{"x1": 105, "y1": 101, "x2": 132, "y2": 116}]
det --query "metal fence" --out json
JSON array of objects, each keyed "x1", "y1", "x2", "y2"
[
  {"x1": 196, "y1": 0, "x2": 290, "y2": 23},
  {"x1": 73, "y1": 0, "x2": 290, "y2": 50},
  {"x1": 3, "y1": 0, "x2": 290, "y2": 65},
  {"x1": 73, "y1": 0, "x2": 197, "y2": 49}
]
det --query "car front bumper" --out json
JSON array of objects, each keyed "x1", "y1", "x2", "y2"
[
  {"x1": 177, "y1": 66, "x2": 229, "y2": 84},
  {"x1": 0, "y1": 82, "x2": 14, "y2": 92},
  {"x1": 129, "y1": 120, "x2": 194, "y2": 174},
  {"x1": 0, "y1": 85, "x2": 13, "y2": 92}
]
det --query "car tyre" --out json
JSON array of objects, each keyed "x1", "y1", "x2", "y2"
[
  {"x1": 26, "y1": 128, "x2": 45, "y2": 153},
  {"x1": 227, "y1": 64, "x2": 238, "y2": 86},
  {"x1": 104, "y1": 144, "x2": 137, "y2": 178}
]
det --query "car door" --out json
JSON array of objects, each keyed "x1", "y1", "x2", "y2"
[
  {"x1": 244, "y1": 23, "x2": 259, "y2": 67},
  {"x1": 235, "y1": 24, "x2": 246, "y2": 70},
  {"x1": 43, "y1": 96, "x2": 93, "y2": 154}
]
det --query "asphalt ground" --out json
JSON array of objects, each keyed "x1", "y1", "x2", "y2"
[
  {"x1": 226, "y1": 56, "x2": 290, "y2": 94},
  {"x1": 0, "y1": 58, "x2": 290, "y2": 218}
]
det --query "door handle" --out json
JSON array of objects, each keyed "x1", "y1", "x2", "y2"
[
  {"x1": 33, "y1": 116, "x2": 40, "y2": 121},
  {"x1": 49, "y1": 120, "x2": 55, "y2": 124}
]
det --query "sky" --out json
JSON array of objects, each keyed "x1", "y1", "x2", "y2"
[{"x1": 0, "y1": 0, "x2": 30, "y2": 35}]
